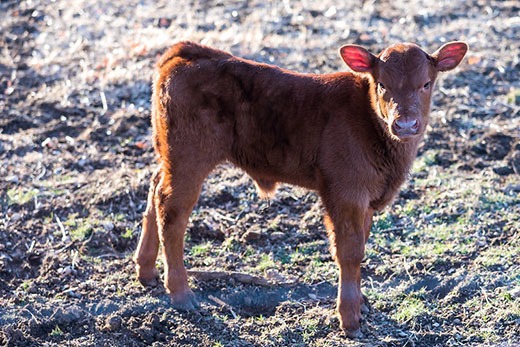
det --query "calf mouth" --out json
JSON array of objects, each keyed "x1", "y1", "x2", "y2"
[{"x1": 394, "y1": 132, "x2": 420, "y2": 142}]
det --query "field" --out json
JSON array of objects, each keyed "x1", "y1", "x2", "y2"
[{"x1": 1, "y1": 0, "x2": 519, "y2": 346}]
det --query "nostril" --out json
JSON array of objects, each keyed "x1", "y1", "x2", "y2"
[{"x1": 393, "y1": 119, "x2": 420, "y2": 135}]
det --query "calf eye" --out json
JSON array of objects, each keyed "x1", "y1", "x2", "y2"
[
  {"x1": 377, "y1": 82, "x2": 386, "y2": 92},
  {"x1": 423, "y1": 81, "x2": 431, "y2": 89}
]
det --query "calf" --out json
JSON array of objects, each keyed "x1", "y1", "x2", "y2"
[{"x1": 133, "y1": 40, "x2": 467, "y2": 337}]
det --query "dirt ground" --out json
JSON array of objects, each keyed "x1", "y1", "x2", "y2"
[{"x1": 1, "y1": 0, "x2": 519, "y2": 346}]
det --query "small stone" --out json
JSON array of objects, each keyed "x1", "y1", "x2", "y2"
[
  {"x1": 103, "y1": 222, "x2": 114, "y2": 231},
  {"x1": 308, "y1": 293, "x2": 317, "y2": 300},
  {"x1": 6, "y1": 175, "x2": 18, "y2": 183},
  {"x1": 242, "y1": 229, "x2": 262, "y2": 242},
  {"x1": 11, "y1": 213, "x2": 22, "y2": 221},
  {"x1": 157, "y1": 17, "x2": 171, "y2": 28},
  {"x1": 58, "y1": 266, "x2": 73, "y2": 277},
  {"x1": 505, "y1": 184, "x2": 520, "y2": 193},
  {"x1": 266, "y1": 269, "x2": 286, "y2": 282},
  {"x1": 28, "y1": 283, "x2": 38, "y2": 293},
  {"x1": 65, "y1": 290, "x2": 81, "y2": 298},
  {"x1": 511, "y1": 287, "x2": 520, "y2": 298},
  {"x1": 493, "y1": 166, "x2": 513, "y2": 176},
  {"x1": 475, "y1": 239, "x2": 487, "y2": 247},
  {"x1": 106, "y1": 315, "x2": 122, "y2": 331},
  {"x1": 270, "y1": 231, "x2": 285, "y2": 241}
]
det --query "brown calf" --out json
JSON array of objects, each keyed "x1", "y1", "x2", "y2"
[{"x1": 133, "y1": 40, "x2": 468, "y2": 337}]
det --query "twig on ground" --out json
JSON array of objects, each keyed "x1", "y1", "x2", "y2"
[
  {"x1": 23, "y1": 308, "x2": 40, "y2": 323},
  {"x1": 208, "y1": 295, "x2": 237, "y2": 319},
  {"x1": 55, "y1": 215, "x2": 67, "y2": 242}
]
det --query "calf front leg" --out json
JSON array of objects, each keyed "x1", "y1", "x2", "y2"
[
  {"x1": 360, "y1": 207, "x2": 374, "y2": 314},
  {"x1": 324, "y1": 202, "x2": 366, "y2": 338}
]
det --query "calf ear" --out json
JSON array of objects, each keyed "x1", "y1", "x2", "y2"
[
  {"x1": 431, "y1": 41, "x2": 468, "y2": 72},
  {"x1": 339, "y1": 45, "x2": 376, "y2": 73}
]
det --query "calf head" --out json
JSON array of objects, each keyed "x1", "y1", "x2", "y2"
[{"x1": 339, "y1": 41, "x2": 468, "y2": 141}]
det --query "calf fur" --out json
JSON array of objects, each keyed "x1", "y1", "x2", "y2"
[{"x1": 134, "y1": 41, "x2": 468, "y2": 336}]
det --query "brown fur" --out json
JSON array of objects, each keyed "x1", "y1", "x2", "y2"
[{"x1": 133, "y1": 40, "x2": 468, "y2": 335}]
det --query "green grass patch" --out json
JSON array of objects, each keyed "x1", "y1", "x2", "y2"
[
  {"x1": 392, "y1": 295, "x2": 427, "y2": 326},
  {"x1": 373, "y1": 211, "x2": 394, "y2": 231},
  {"x1": 222, "y1": 237, "x2": 239, "y2": 251},
  {"x1": 50, "y1": 325, "x2": 63, "y2": 336},
  {"x1": 63, "y1": 213, "x2": 95, "y2": 241},
  {"x1": 114, "y1": 213, "x2": 125, "y2": 222},
  {"x1": 412, "y1": 149, "x2": 439, "y2": 173},
  {"x1": 275, "y1": 249, "x2": 291, "y2": 264},
  {"x1": 256, "y1": 254, "x2": 276, "y2": 272},
  {"x1": 506, "y1": 87, "x2": 520, "y2": 105},
  {"x1": 7, "y1": 187, "x2": 38, "y2": 206},
  {"x1": 122, "y1": 228, "x2": 134, "y2": 239},
  {"x1": 82, "y1": 255, "x2": 102, "y2": 264},
  {"x1": 301, "y1": 318, "x2": 319, "y2": 343},
  {"x1": 475, "y1": 241, "x2": 520, "y2": 269},
  {"x1": 21, "y1": 280, "x2": 31, "y2": 292},
  {"x1": 290, "y1": 248, "x2": 306, "y2": 264},
  {"x1": 190, "y1": 242, "x2": 212, "y2": 257},
  {"x1": 71, "y1": 222, "x2": 93, "y2": 240}
]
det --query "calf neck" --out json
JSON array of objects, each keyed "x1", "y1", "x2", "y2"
[{"x1": 134, "y1": 40, "x2": 468, "y2": 337}]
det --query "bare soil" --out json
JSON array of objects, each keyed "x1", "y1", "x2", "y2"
[{"x1": 1, "y1": 0, "x2": 519, "y2": 346}]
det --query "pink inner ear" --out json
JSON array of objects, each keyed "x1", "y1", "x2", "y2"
[
  {"x1": 341, "y1": 47, "x2": 372, "y2": 71},
  {"x1": 440, "y1": 58, "x2": 458, "y2": 66},
  {"x1": 436, "y1": 42, "x2": 468, "y2": 70},
  {"x1": 442, "y1": 44, "x2": 465, "y2": 54}
]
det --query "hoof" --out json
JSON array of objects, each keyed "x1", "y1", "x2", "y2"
[
  {"x1": 171, "y1": 290, "x2": 200, "y2": 311},
  {"x1": 137, "y1": 268, "x2": 159, "y2": 287},
  {"x1": 344, "y1": 327, "x2": 363, "y2": 339}
]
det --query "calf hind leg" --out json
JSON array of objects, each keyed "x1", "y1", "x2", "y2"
[
  {"x1": 156, "y1": 164, "x2": 213, "y2": 310},
  {"x1": 134, "y1": 167, "x2": 162, "y2": 287}
]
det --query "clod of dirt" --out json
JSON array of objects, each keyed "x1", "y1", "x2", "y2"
[
  {"x1": 493, "y1": 165, "x2": 514, "y2": 176},
  {"x1": 1, "y1": 327, "x2": 24, "y2": 346},
  {"x1": 136, "y1": 327, "x2": 155, "y2": 344},
  {"x1": 105, "y1": 315, "x2": 122, "y2": 331},
  {"x1": 103, "y1": 221, "x2": 115, "y2": 231},
  {"x1": 270, "y1": 231, "x2": 285, "y2": 241},
  {"x1": 157, "y1": 17, "x2": 172, "y2": 28},
  {"x1": 265, "y1": 269, "x2": 286, "y2": 282},
  {"x1": 242, "y1": 228, "x2": 262, "y2": 242},
  {"x1": 472, "y1": 132, "x2": 514, "y2": 161},
  {"x1": 506, "y1": 147, "x2": 520, "y2": 174},
  {"x1": 51, "y1": 305, "x2": 86, "y2": 325},
  {"x1": 434, "y1": 150, "x2": 456, "y2": 167},
  {"x1": 189, "y1": 222, "x2": 225, "y2": 241}
]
